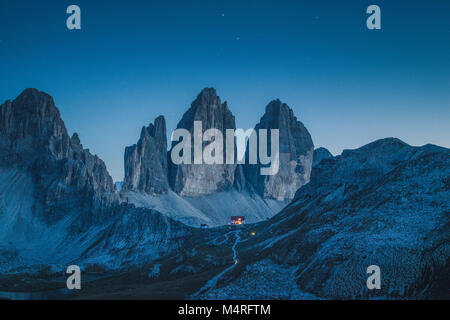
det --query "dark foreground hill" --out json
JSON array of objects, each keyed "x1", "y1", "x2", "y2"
[{"x1": 194, "y1": 138, "x2": 450, "y2": 299}]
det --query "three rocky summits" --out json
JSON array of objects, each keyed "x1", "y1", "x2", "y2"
[
  {"x1": 1, "y1": 88, "x2": 448, "y2": 299},
  {"x1": 0, "y1": 87, "x2": 321, "y2": 226},
  {"x1": 121, "y1": 87, "x2": 317, "y2": 207}
]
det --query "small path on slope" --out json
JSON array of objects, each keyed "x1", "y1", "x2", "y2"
[
  {"x1": 212, "y1": 229, "x2": 233, "y2": 245},
  {"x1": 193, "y1": 229, "x2": 241, "y2": 297}
]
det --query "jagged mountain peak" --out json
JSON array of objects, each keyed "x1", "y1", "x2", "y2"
[
  {"x1": 0, "y1": 89, "x2": 119, "y2": 220},
  {"x1": 314, "y1": 146, "x2": 332, "y2": 155},
  {"x1": 70, "y1": 132, "x2": 81, "y2": 144},
  {"x1": 0, "y1": 88, "x2": 70, "y2": 162},
  {"x1": 70, "y1": 132, "x2": 84, "y2": 153},
  {"x1": 123, "y1": 115, "x2": 169, "y2": 195},
  {"x1": 17, "y1": 87, "x2": 50, "y2": 97},
  {"x1": 141, "y1": 115, "x2": 167, "y2": 139},
  {"x1": 256, "y1": 100, "x2": 312, "y2": 154},
  {"x1": 196, "y1": 87, "x2": 218, "y2": 99},
  {"x1": 191, "y1": 87, "x2": 222, "y2": 112},
  {"x1": 175, "y1": 88, "x2": 234, "y2": 132},
  {"x1": 9, "y1": 88, "x2": 61, "y2": 122},
  {"x1": 169, "y1": 88, "x2": 236, "y2": 196},
  {"x1": 193, "y1": 87, "x2": 230, "y2": 110},
  {"x1": 3, "y1": 88, "x2": 61, "y2": 124},
  {"x1": 245, "y1": 99, "x2": 314, "y2": 201},
  {"x1": 263, "y1": 99, "x2": 297, "y2": 122},
  {"x1": 313, "y1": 147, "x2": 333, "y2": 167},
  {"x1": 15, "y1": 87, "x2": 54, "y2": 104}
]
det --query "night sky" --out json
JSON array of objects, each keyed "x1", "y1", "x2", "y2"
[{"x1": 1, "y1": 0, "x2": 449, "y2": 181}]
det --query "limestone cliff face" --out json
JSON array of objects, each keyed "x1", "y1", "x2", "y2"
[
  {"x1": 244, "y1": 99, "x2": 314, "y2": 201},
  {"x1": 0, "y1": 88, "x2": 71, "y2": 163},
  {"x1": 65, "y1": 132, "x2": 118, "y2": 206},
  {"x1": 0, "y1": 89, "x2": 189, "y2": 273},
  {"x1": 122, "y1": 116, "x2": 169, "y2": 195},
  {"x1": 0, "y1": 88, "x2": 118, "y2": 223},
  {"x1": 168, "y1": 88, "x2": 237, "y2": 196}
]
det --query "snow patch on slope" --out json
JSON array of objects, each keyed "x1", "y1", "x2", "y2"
[
  {"x1": 120, "y1": 190, "x2": 212, "y2": 226},
  {"x1": 121, "y1": 189, "x2": 287, "y2": 227},
  {"x1": 0, "y1": 168, "x2": 107, "y2": 272}
]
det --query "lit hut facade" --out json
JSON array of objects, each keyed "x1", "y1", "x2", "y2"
[{"x1": 231, "y1": 216, "x2": 245, "y2": 225}]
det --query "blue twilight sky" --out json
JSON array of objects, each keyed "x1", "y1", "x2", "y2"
[{"x1": 1, "y1": 0, "x2": 449, "y2": 181}]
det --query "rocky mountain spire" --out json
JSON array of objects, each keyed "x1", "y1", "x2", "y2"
[
  {"x1": 122, "y1": 116, "x2": 169, "y2": 195},
  {"x1": 168, "y1": 88, "x2": 237, "y2": 196},
  {"x1": 244, "y1": 99, "x2": 314, "y2": 201},
  {"x1": 0, "y1": 88, "x2": 71, "y2": 163}
]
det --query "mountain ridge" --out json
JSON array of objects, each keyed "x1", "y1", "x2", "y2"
[
  {"x1": 197, "y1": 138, "x2": 450, "y2": 299},
  {"x1": 0, "y1": 88, "x2": 448, "y2": 300},
  {"x1": 121, "y1": 88, "x2": 313, "y2": 226}
]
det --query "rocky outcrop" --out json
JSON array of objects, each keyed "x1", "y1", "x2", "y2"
[
  {"x1": 244, "y1": 99, "x2": 314, "y2": 201},
  {"x1": 120, "y1": 88, "x2": 288, "y2": 226},
  {"x1": 313, "y1": 147, "x2": 333, "y2": 167},
  {"x1": 168, "y1": 88, "x2": 237, "y2": 196},
  {"x1": 208, "y1": 138, "x2": 450, "y2": 299},
  {"x1": 64, "y1": 132, "x2": 118, "y2": 206},
  {"x1": 0, "y1": 88, "x2": 118, "y2": 222},
  {"x1": 121, "y1": 89, "x2": 314, "y2": 202},
  {"x1": 122, "y1": 116, "x2": 169, "y2": 195},
  {"x1": 0, "y1": 88, "x2": 70, "y2": 163},
  {"x1": 0, "y1": 88, "x2": 188, "y2": 274}
]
